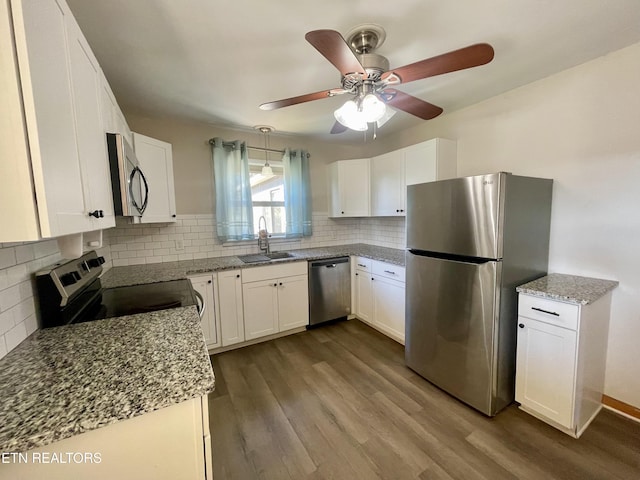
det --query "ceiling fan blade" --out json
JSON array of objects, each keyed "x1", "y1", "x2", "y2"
[
  {"x1": 330, "y1": 121, "x2": 348, "y2": 134},
  {"x1": 305, "y1": 30, "x2": 367, "y2": 77},
  {"x1": 259, "y1": 89, "x2": 335, "y2": 110},
  {"x1": 381, "y1": 89, "x2": 443, "y2": 120},
  {"x1": 382, "y1": 43, "x2": 494, "y2": 84}
]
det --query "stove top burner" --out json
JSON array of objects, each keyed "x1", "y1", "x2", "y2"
[{"x1": 36, "y1": 253, "x2": 198, "y2": 328}]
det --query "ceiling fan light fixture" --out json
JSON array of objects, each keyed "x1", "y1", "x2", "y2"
[
  {"x1": 334, "y1": 99, "x2": 367, "y2": 131},
  {"x1": 361, "y1": 93, "x2": 386, "y2": 123},
  {"x1": 376, "y1": 106, "x2": 396, "y2": 128}
]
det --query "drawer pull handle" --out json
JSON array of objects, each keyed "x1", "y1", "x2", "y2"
[
  {"x1": 384, "y1": 270, "x2": 396, "y2": 275},
  {"x1": 531, "y1": 307, "x2": 560, "y2": 316},
  {"x1": 518, "y1": 323, "x2": 525, "y2": 328},
  {"x1": 357, "y1": 263, "x2": 367, "y2": 267}
]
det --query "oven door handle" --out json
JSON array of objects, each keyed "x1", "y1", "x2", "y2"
[{"x1": 194, "y1": 290, "x2": 205, "y2": 319}]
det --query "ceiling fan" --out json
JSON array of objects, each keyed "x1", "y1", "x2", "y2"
[{"x1": 259, "y1": 24, "x2": 494, "y2": 134}]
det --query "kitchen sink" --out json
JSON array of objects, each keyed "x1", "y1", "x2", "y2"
[
  {"x1": 237, "y1": 252, "x2": 293, "y2": 264},
  {"x1": 265, "y1": 252, "x2": 293, "y2": 260}
]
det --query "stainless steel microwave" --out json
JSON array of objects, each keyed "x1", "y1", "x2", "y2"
[{"x1": 106, "y1": 133, "x2": 148, "y2": 217}]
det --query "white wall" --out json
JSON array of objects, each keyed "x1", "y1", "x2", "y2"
[{"x1": 377, "y1": 42, "x2": 640, "y2": 408}]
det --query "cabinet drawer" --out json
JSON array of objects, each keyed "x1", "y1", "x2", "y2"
[
  {"x1": 241, "y1": 261, "x2": 307, "y2": 283},
  {"x1": 518, "y1": 294, "x2": 579, "y2": 330},
  {"x1": 372, "y1": 261, "x2": 405, "y2": 283},
  {"x1": 353, "y1": 257, "x2": 372, "y2": 272}
]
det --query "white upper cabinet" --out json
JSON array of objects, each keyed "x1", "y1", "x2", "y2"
[
  {"x1": 328, "y1": 158, "x2": 370, "y2": 217},
  {"x1": 132, "y1": 132, "x2": 177, "y2": 223},
  {"x1": 370, "y1": 138, "x2": 457, "y2": 217},
  {"x1": 65, "y1": 16, "x2": 115, "y2": 230},
  {"x1": 0, "y1": 0, "x2": 115, "y2": 241},
  {"x1": 370, "y1": 150, "x2": 404, "y2": 216},
  {"x1": 99, "y1": 71, "x2": 132, "y2": 144}
]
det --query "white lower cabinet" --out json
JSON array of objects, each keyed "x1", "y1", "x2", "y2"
[
  {"x1": 2, "y1": 396, "x2": 211, "y2": 480},
  {"x1": 189, "y1": 275, "x2": 221, "y2": 350},
  {"x1": 372, "y1": 275, "x2": 406, "y2": 342},
  {"x1": 216, "y1": 269, "x2": 245, "y2": 347},
  {"x1": 352, "y1": 256, "x2": 406, "y2": 344},
  {"x1": 242, "y1": 262, "x2": 309, "y2": 341},
  {"x1": 242, "y1": 279, "x2": 279, "y2": 340},
  {"x1": 515, "y1": 292, "x2": 613, "y2": 438}
]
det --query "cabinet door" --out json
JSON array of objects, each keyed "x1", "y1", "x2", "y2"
[
  {"x1": 339, "y1": 159, "x2": 370, "y2": 216},
  {"x1": 133, "y1": 133, "x2": 176, "y2": 223},
  {"x1": 65, "y1": 16, "x2": 115, "y2": 230},
  {"x1": 278, "y1": 274, "x2": 309, "y2": 331},
  {"x1": 190, "y1": 275, "x2": 219, "y2": 349},
  {"x1": 372, "y1": 275, "x2": 406, "y2": 343},
  {"x1": 217, "y1": 270, "x2": 245, "y2": 346},
  {"x1": 99, "y1": 72, "x2": 132, "y2": 142},
  {"x1": 355, "y1": 271, "x2": 373, "y2": 324},
  {"x1": 12, "y1": 0, "x2": 90, "y2": 237},
  {"x1": 243, "y1": 280, "x2": 279, "y2": 340},
  {"x1": 404, "y1": 138, "x2": 457, "y2": 185},
  {"x1": 515, "y1": 317, "x2": 577, "y2": 428},
  {"x1": 371, "y1": 151, "x2": 404, "y2": 216}
]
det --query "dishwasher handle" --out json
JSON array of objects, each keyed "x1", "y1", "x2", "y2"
[{"x1": 309, "y1": 257, "x2": 349, "y2": 268}]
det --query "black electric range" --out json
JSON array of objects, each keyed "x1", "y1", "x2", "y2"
[{"x1": 35, "y1": 251, "x2": 198, "y2": 328}]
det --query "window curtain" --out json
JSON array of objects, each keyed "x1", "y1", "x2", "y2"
[
  {"x1": 211, "y1": 138, "x2": 254, "y2": 242},
  {"x1": 282, "y1": 148, "x2": 312, "y2": 237}
]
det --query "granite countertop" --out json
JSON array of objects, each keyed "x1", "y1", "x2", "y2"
[
  {"x1": 0, "y1": 307, "x2": 215, "y2": 453},
  {"x1": 102, "y1": 243, "x2": 406, "y2": 288},
  {"x1": 516, "y1": 273, "x2": 619, "y2": 305}
]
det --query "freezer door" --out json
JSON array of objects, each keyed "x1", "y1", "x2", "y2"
[
  {"x1": 406, "y1": 173, "x2": 504, "y2": 259},
  {"x1": 405, "y1": 252, "x2": 501, "y2": 415}
]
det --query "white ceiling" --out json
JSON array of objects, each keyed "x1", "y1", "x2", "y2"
[{"x1": 67, "y1": 0, "x2": 640, "y2": 143}]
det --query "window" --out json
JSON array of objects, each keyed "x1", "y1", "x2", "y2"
[{"x1": 249, "y1": 160, "x2": 285, "y2": 236}]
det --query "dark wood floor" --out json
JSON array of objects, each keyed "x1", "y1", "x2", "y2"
[{"x1": 208, "y1": 319, "x2": 640, "y2": 480}]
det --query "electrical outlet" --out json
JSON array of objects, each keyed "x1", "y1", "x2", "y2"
[{"x1": 175, "y1": 239, "x2": 184, "y2": 251}]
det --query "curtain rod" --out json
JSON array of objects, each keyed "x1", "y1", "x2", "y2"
[{"x1": 208, "y1": 138, "x2": 310, "y2": 158}]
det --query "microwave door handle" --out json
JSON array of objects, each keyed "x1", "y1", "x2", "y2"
[
  {"x1": 129, "y1": 167, "x2": 149, "y2": 215},
  {"x1": 138, "y1": 167, "x2": 149, "y2": 213}
]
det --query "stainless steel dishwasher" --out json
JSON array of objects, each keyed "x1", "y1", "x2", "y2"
[{"x1": 308, "y1": 257, "x2": 351, "y2": 327}]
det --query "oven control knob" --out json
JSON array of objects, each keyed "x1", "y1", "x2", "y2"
[
  {"x1": 60, "y1": 272, "x2": 78, "y2": 286},
  {"x1": 87, "y1": 256, "x2": 106, "y2": 268}
]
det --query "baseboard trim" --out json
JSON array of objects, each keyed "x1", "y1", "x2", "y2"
[{"x1": 602, "y1": 394, "x2": 640, "y2": 423}]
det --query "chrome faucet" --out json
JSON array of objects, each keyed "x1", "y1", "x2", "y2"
[{"x1": 257, "y1": 216, "x2": 270, "y2": 254}]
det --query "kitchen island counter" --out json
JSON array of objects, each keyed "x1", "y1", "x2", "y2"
[
  {"x1": 102, "y1": 243, "x2": 405, "y2": 288},
  {"x1": 0, "y1": 306, "x2": 215, "y2": 453}
]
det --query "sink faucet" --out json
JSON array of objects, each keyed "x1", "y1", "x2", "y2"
[{"x1": 258, "y1": 216, "x2": 270, "y2": 254}]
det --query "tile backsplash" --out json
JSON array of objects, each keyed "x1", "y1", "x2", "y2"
[
  {"x1": 0, "y1": 240, "x2": 61, "y2": 360},
  {"x1": 0, "y1": 240, "x2": 111, "y2": 360},
  {"x1": 0, "y1": 212, "x2": 404, "y2": 359},
  {"x1": 106, "y1": 213, "x2": 406, "y2": 266}
]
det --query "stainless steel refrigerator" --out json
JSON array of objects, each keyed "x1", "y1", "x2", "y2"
[{"x1": 405, "y1": 172, "x2": 553, "y2": 416}]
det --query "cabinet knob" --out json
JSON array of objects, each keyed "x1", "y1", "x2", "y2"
[
  {"x1": 273, "y1": 283, "x2": 277, "y2": 287},
  {"x1": 208, "y1": 280, "x2": 212, "y2": 284},
  {"x1": 172, "y1": 214, "x2": 176, "y2": 218},
  {"x1": 236, "y1": 274, "x2": 240, "y2": 278},
  {"x1": 279, "y1": 282, "x2": 283, "y2": 286},
  {"x1": 518, "y1": 323, "x2": 525, "y2": 328},
  {"x1": 371, "y1": 277, "x2": 374, "y2": 281},
  {"x1": 341, "y1": 211, "x2": 345, "y2": 214},
  {"x1": 355, "y1": 273, "x2": 358, "y2": 276}
]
